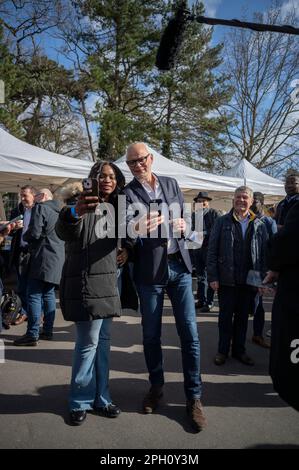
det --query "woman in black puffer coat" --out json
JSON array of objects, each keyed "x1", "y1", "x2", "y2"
[{"x1": 56, "y1": 160, "x2": 132, "y2": 426}]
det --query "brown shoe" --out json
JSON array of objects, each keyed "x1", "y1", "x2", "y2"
[
  {"x1": 186, "y1": 399, "x2": 207, "y2": 432},
  {"x1": 214, "y1": 352, "x2": 226, "y2": 365},
  {"x1": 252, "y1": 336, "x2": 270, "y2": 349},
  {"x1": 232, "y1": 353, "x2": 255, "y2": 366},
  {"x1": 12, "y1": 314, "x2": 27, "y2": 326},
  {"x1": 142, "y1": 386, "x2": 163, "y2": 414}
]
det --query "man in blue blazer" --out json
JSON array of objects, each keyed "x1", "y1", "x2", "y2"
[{"x1": 122, "y1": 142, "x2": 206, "y2": 432}]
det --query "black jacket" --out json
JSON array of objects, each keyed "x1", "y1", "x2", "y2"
[
  {"x1": 207, "y1": 209, "x2": 268, "y2": 286},
  {"x1": 23, "y1": 200, "x2": 65, "y2": 285},
  {"x1": 267, "y1": 201, "x2": 299, "y2": 411},
  {"x1": 55, "y1": 207, "x2": 135, "y2": 322},
  {"x1": 9, "y1": 203, "x2": 25, "y2": 269},
  {"x1": 275, "y1": 194, "x2": 299, "y2": 226}
]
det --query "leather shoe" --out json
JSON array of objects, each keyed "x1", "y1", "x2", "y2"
[
  {"x1": 93, "y1": 403, "x2": 121, "y2": 418},
  {"x1": 39, "y1": 331, "x2": 53, "y2": 340},
  {"x1": 252, "y1": 335, "x2": 270, "y2": 349},
  {"x1": 14, "y1": 334, "x2": 38, "y2": 346},
  {"x1": 142, "y1": 385, "x2": 163, "y2": 414},
  {"x1": 214, "y1": 353, "x2": 226, "y2": 365},
  {"x1": 12, "y1": 314, "x2": 27, "y2": 326},
  {"x1": 69, "y1": 410, "x2": 87, "y2": 426},
  {"x1": 186, "y1": 399, "x2": 207, "y2": 432},
  {"x1": 198, "y1": 305, "x2": 211, "y2": 313},
  {"x1": 232, "y1": 353, "x2": 254, "y2": 366}
]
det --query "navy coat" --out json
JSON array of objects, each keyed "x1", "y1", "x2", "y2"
[
  {"x1": 122, "y1": 175, "x2": 193, "y2": 285},
  {"x1": 23, "y1": 199, "x2": 65, "y2": 285}
]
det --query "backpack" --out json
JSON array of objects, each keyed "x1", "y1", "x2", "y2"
[{"x1": 1, "y1": 290, "x2": 22, "y2": 329}]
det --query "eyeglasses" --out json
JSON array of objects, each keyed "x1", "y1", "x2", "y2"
[
  {"x1": 126, "y1": 154, "x2": 150, "y2": 168},
  {"x1": 98, "y1": 174, "x2": 117, "y2": 181}
]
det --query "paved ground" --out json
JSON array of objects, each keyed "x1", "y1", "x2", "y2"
[{"x1": 0, "y1": 294, "x2": 299, "y2": 450}]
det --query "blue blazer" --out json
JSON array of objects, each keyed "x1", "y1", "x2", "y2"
[{"x1": 122, "y1": 175, "x2": 193, "y2": 284}]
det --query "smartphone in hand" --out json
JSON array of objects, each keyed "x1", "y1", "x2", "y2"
[
  {"x1": 149, "y1": 198, "x2": 163, "y2": 216},
  {"x1": 0, "y1": 214, "x2": 23, "y2": 232},
  {"x1": 82, "y1": 178, "x2": 99, "y2": 198}
]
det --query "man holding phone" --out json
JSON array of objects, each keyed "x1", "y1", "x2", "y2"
[{"x1": 122, "y1": 142, "x2": 206, "y2": 433}]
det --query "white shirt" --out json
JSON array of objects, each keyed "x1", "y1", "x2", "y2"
[
  {"x1": 20, "y1": 207, "x2": 32, "y2": 247},
  {"x1": 140, "y1": 176, "x2": 179, "y2": 254}
]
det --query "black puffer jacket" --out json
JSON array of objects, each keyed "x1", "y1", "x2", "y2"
[{"x1": 55, "y1": 207, "x2": 122, "y2": 322}]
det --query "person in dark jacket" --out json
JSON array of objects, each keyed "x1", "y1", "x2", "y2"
[
  {"x1": 250, "y1": 192, "x2": 277, "y2": 349},
  {"x1": 207, "y1": 186, "x2": 268, "y2": 367},
  {"x1": 9, "y1": 185, "x2": 37, "y2": 325},
  {"x1": 55, "y1": 161, "x2": 131, "y2": 426},
  {"x1": 263, "y1": 201, "x2": 299, "y2": 412},
  {"x1": 191, "y1": 191, "x2": 220, "y2": 312},
  {"x1": 275, "y1": 172, "x2": 299, "y2": 228},
  {"x1": 14, "y1": 189, "x2": 65, "y2": 346}
]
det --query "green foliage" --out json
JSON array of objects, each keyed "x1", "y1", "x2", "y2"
[{"x1": 152, "y1": 1, "x2": 233, "y2": 169}]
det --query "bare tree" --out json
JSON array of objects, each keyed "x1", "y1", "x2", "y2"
[{"x1": 221, "y1": 2, "x2": 299, "y2": 175}]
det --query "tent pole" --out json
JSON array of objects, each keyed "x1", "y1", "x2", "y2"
[{"x1": 0, "y1": 193, "x2": 6, "y2": 220}]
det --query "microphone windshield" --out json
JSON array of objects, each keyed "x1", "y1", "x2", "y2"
[{"x1": 156, "y1": 1, "x2": 190, "y2": 71}]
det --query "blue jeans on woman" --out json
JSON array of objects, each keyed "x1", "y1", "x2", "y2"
[
  {"x1": 69, "y1": 318, "x2": 112, "y2": 411},
  {"x1": 136, "y1": 257, "x2": 202, "y2": 400}
]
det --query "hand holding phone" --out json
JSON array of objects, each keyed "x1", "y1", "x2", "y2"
[
  {"x1": 0, "y1": 214, "x2": 23, "y2": 233},
  {"x1": 75, "y1": 178, "x2": 99, "y2": 216},
  {"x1": 82, "y1": 178, "x2": 99, "y2": 198}
]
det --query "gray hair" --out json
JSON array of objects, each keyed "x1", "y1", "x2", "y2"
[
  {"x1": 126, "y1": 142, "x2": 151, "y2": 158},
  {"x1": 39, "y1": 188, "x2": 53, "y2": 200},
  {"x1": 234, "y1": 186, "x2": 253, "y2": 198}
]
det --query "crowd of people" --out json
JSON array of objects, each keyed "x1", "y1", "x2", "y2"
[{"x1": 0, "y1": 144, "x2": 298, "y2": 430}]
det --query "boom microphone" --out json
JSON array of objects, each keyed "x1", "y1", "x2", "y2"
[{"x1": 155, "y1": 1, "x2": 191, "y2": 71}]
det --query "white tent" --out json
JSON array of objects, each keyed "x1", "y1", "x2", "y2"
[
  {"x1": 115, "y1": 147, "x2": 243, "y2": 209},
  {"x1": 222, "y1": 158, "x2": 285, "y2": 197},
  {"x1": 0, "y1": 128, "x2": 92, "y2": 193},
  {"x1": 115, "y1": 148, "x2": 285, "y2": 210},
  {"x1": 0, "y1": 128, "x2": 93, "y2": 218}
]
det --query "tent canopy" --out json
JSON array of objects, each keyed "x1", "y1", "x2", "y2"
[
  {"x1": 116, "y1": 147, "x2": 239, "y2": 192},
  {"x1": 0, "y1": 129, "x2": 285, "y2": 216},
  {"x1": 222, "y1": 158, "x2": 285, "y2": 196},
  {"x1": 115, "y1": 148, "x2": 285, "y2": 209},
  {"x1": 0, "y1": 128, "x2": 92, "y2": 193}
]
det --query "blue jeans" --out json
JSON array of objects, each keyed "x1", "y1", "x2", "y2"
[
  {"x1": 69, "y1": 318, "x2": 112, "y2": 411},
  {"x1": 136, "y1": 258, "x2": 202, "y2": 400},
  {"x1": 26, "y1": 279, "x2": 56, "y2": 338}
]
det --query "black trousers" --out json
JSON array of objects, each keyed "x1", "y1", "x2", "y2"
[{"x1": 218, "y1": 285, "x2": 255, "y2": 356}]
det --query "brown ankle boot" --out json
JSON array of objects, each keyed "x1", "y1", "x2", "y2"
[
  {"x1": 142, "y1": 386, "x2": 163, "y2": 414},
  {"x1": 186, "y1": 398, "x2": 207, "y2": 432}
]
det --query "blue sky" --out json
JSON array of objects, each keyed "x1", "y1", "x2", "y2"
[{"x1": 190, "y1": 0, "x2": 299, "y2": 44}]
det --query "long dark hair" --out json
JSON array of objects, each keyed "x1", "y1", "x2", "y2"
[{"x1": 88, "y1": 160, "x2": 125, "y2": 206}]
